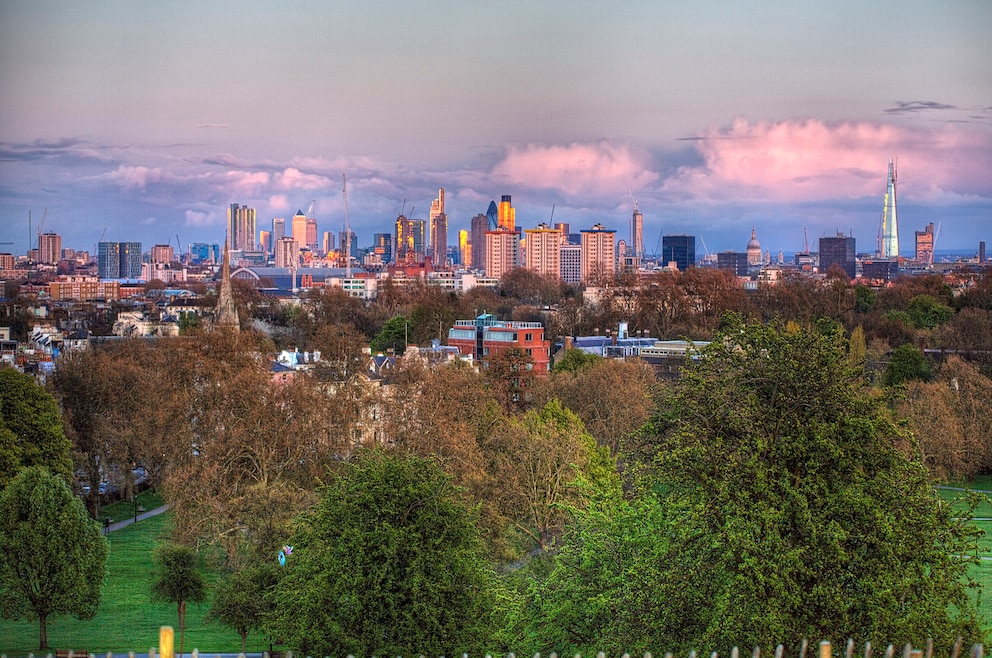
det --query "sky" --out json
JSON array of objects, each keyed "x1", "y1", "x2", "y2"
[{"x1": 1, "y1": 0, "x2": 991, "y2": 259}]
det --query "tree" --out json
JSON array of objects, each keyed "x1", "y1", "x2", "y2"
[
  {"x1": 271, "y1": 450, "x2": 501, "y2": 657},
  {"x1": 151, "y1": 544, "x2": 207, "y2": 658},
  {"x1": 629, "y1": 319, "x2": 982, "y2": 648},
  {"x1": 0, "y1": 466, "x2": 108, "y2": 650},
  {"x1": 209, "y1": 563, "x2": 280, "y2": 653},
  {"x1": 884, "y1": 342, "x2": 931, "y2": 387},
  {"x1": 370, "y1": 314, "x2": 410, "y2": 355},
  {"x1": 0, "y1": 368, "x2": 72, "y2": 488}
]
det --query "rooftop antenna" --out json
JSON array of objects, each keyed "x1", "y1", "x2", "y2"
[
  {"x1": 549, "y1": 204, "x2": 555, "y2": 224},
  {"x1": 342, "y1": 174, "x2": 351, "y2": 278}
]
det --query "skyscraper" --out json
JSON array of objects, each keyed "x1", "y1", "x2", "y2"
[
  {"x1": 272, "y1": 217, "x2": 286, "y2": 243},
  {"x1": 879, "y1": 158, "x2": 899, "y2": 258},
  {"x1": 275, "y1": 237, "x2": 298, "y2": 268},
  {"x1": 292, "y1": 210, "x2": 307, "y2": 253},
  {"x1": 661, "y1": 235, "x2": 695, "y2": 272},
  {"x1": 819, "y1": 233, "x2": 856, "y2": 279},
  {"x1": 915, "y1": 222, "x2": 934, "y2": 264},
  {"x1": 228, "y1": 204, "x2": 256, "y2": 251},
  {"x1": 631, "y1": 203, "x2": 643, "y2": 258},
  {"x1": 38, "y1": 232, "x2": 62, "y2": 264},
  {"x1": 395, "y1": 215, "x2": 426, "y2": 263},
  {"x1": 150, "y1": 244, "x2": 174, "y2": 264},
  {"x1": 429, "y1": 188, "x2": 448, "y2": 266},
  {"x1": 524, "y1": 223, "x2": 562, "y2": 278},
  {"x1": 470, "y1": 213, "x2": 488, "y2": 271},
  {"x1": 306, "y1": 217, "x2": 318, "y2": 252},
  {"x1": 497, "y1": 195, "x2": 514, "y2": 231},
  {"x1": 98, "y1": 241, "x2": 142, "y2": 279},
  {"x1": 458, "y1": 230, "x2": 469, "y2": 267},
  {"x1": 486, "y1": 200, "x2": 499, "y2": 230},
  {"x1": 580, "y1": 223, "x2": 616, "y2": 284},
  {"x1": 373, "y1": 233, "x2": 392, "y2": 264}
]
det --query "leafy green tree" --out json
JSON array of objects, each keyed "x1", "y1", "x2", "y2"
[
  {"x1": 551, "y1": 347, "x2": 601, "y2": 374},
  {"x1": 630, "y1": 319, "x2": 982, "y2": 648},
  {"x1": 905, "y1": 294, "x2": 955, "y2": 329},
  {"x1": 151, "y1": 544, "x2": 207, "y2": 658},
  {"x1": 0, "y1": 466, "x2": 108, "y2": 650},
  {"x1": 209, "y1": 563, "x2": 280, "y2": 653},
  {"x1": 271, "y1": 450, "x2": 501, "y2": 657},
  {"x1": 370, "y1": 314, "x2": 410, "y2": 355},
  {"x1": 884, "y1": 342, "x2": 931, "y2": 387},
  {"x1": 0, "y1": 368, "x2": 72, "y2": 487}
]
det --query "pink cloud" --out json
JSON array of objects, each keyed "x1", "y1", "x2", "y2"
[
  {"x1": 664, "y1": 118, "x2": 992, "y2": 204},
  {"x1": 275, "y1": 167, "x2": 333, "y2": 191},
  {"x1": 104, "y1": 165, "x2": 165, "y2": 190},
  {"x1": 492, "y1": 141, "x2": 658, "y2": 197},
  {"x1": 223, "y1": 170, "x2": 270, "y2": 194},
  {"x1": 268, "y1": 194, "x2": 290, "y2": 211}
]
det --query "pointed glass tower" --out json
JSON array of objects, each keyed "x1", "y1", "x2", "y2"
[{"x1": 880, "y1": 158, "x2": 899, "y2": 258}]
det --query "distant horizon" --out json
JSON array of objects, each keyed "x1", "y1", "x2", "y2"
[{"x1": 2, "y1": 2, "x2": 989, "y2": 256}]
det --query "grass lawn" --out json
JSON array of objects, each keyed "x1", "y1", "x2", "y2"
[
  {"x1": 99, "y1": 490, "x2": 166, "y2": 524},
  {"x1": 0, "y1": 512, "x2": 271, "y2": 657}
]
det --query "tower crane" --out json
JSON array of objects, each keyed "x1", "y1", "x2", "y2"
[{"x1": 342, "y1": 174, "x2": 351, "y2": 278}]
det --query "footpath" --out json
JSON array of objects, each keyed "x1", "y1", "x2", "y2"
[{"x1": 106, "y1": 504, "x2": 171, "y2": 533}]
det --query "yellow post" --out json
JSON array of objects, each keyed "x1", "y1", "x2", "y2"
[
  {"x1": 160, "y1": 627, "x2": 175, "y2": 658},
  {"x1": 820, "y1": 642, "x2": 832, "y2": 658}
]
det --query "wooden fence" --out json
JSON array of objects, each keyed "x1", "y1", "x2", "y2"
[{"x1": 11, "y1": 641, "x2": 986, "y2": 658}]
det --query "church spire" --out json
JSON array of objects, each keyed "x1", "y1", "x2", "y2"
[{"x1": 215, "y1": 236, "x2": 240, "y2": 333}]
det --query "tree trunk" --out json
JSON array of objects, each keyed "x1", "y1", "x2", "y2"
[
  {"x1": 178, "y1": 599, "x2": 186, "y2": 658},
  {"x1": 241, "y1": 631, "x2": 247, "y2": 654},
  {"x1": 38, "y1": 613, "x2": 48, "y2": 650}
]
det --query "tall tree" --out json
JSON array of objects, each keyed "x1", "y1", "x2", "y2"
[
  {"x1": 631, "y1": 319, "x2": 982, "y2": 647},
  {"x1": 0, "y1": 466, "x2": 108, "y2": 650},
  {"x1": 209, "y1": 563, "x2": 280, "y2": 653},
  {"x1": 0, "y1": 368, "x2": 72, "y2": 488},
  {"x1": 151, "y1": 544, "x2": 207, "y2": 658},
  {"x1": 271, "y1": 450, "x2": 502, "y2": 657}
]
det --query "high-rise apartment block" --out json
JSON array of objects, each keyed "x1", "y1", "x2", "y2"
[
  {"x1": 98, "y1": 241, "x2": 142, "y2": 279},
  {"x1": 485, "y1": 229, "x2": 520, "y2": 279},
  {"x1": 819, "y1": 233, "x2": 856, "y2": 279},
  {"x1": 228, "y1": 204, "x2": 256, "y2": 251},
  {"x1": 560, "y1": 244, "x2": 581, "y2": 285},
  {"x1": 275, "y1": 237, "x2": 298, "y2": 268},
  {"x1": 915, "y1": 222, "x2": 935, "y2": 264},
  {"x1": 580, "y1": 223, "x2": 616, "y2": 284},
  {"x1": 524, "y1": 223, "x2": 561, "y2": 278},
  {"x1": 38, "y1": 232, "x2": 62, "y2": 264},
  {"x1": 429, "y1": 188, "x2": 448, "y2": 267},
  {"x1": 150, "y1": 244, "x2": 174, "y2": 264},
  {"x1": 661, "y1": 235, "x2": 695, "y2": 272}
]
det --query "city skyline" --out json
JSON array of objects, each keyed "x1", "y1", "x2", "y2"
[{"x1": 1, "y1": 1, "x2": 990, "y2": 258}]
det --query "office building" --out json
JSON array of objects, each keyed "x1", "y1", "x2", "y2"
[
  {"x1": 228, "y1": 204, "x2": 256, "y2": 251},
  {"x1": 915, "y1": 222, "x2": 934, "y2": 264},
  {"x1": 661, "y1": 235, "x2": 695, "y2": 271},
  {"x1": 458, "y1": 230, "x2": 469, "y2": 267},
  {"x1": 395, "y1": 215, "x2": 426, "y2": 263},
  {"x1": 430, "y1": 188, "x2": 448, "y2": 267},
  {"x1": 306, "y1": 217, "x2": 318, "y2": 252},
  {"x1": 631, "y1": 204, "x2": 643, "y2": 258},
  {"x1": 497, "y1": 195, "x2": 515, "y2": 231},
  {"x1": 818, "y1": 233, "x2": 856, "y2": 279},
  {"x1": 486, "y1": 200, "x2": 499, "y2": 230},
  {"x1": 272, "y1": 217, "x2": 286, "y2": 243},
  {"x1": 373, "y1": 233, "x2": 392, "y2": 265},
  {"x1": 322, "y1": 231, "x2": 336, "y2": 255},
  {"x1": 292, "y1": 211, "x2": 307, "y2": 254},
  {"x1": 717, "y1": 251, "x2": 749, "y2": 277},
  {"x1": 339, "y1": 230, "x2": 358, "y2": 264},
  {"x1": 470, "y1": 213, "x2": 488, "y2": 270},
  {"x1": 190, "y1": 243, "x2": 220, "y2": 264},
  {"x1": 524, "y1": 223, "x2": 562, "y2": 278},
  {"x1": 258, "y1": 231, "x2": 271, "y2": 255},
  {"x1": 580, "y1": 223, "x2": 616, "y2": 284},
  {"x1": 879, "y1": 158, "x2": 899, "y2": 258}
]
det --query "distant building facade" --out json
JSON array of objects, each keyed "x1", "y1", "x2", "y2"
[
  {"x1": 447, "y1": 314, "x2": 551, "y2": 375},
  {"x1": 485, "y1": 229, "x2": 520, "y2": 279},
  {"x1": 98, "y1": 241, "x2": 142, "y2": 279},
  {"x1": 818, "y1": 233, "x2": 856, "y2": 279},
  {"x1": 524, "y1": 223, "x2": 562, "y2": 278},
  {"x1": 580, "y1": 223, "x2": 616, "y2": 284},
  {"x1": 661, "y1": 235, "x2": 695, "y2": 272},
  {"x1": 228, "y1": 204, "x2": 256, "y2": 251},
  {"x1": 429, "y1": 188, "x2": 448, "y2": 267},
  {"x1": 915, "y1": 222, "x2": 935, "y2": 264}
]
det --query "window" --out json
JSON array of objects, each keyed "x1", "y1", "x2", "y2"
[{"x1": 525, "y1": 333, "x2": 533, "y2": 341}]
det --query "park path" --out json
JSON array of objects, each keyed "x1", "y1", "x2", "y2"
[{"x1": 106, "y1": 504, "x2": 172, "y2": 533}]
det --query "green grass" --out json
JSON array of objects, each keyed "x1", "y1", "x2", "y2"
[
  {"x1": 99, "y1": 490, "x2": 166, "y2": 524},
  {"x1": 0, "y1": 513, "x2": 270, "y2": 657}
]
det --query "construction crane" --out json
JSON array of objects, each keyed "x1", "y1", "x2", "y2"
[
  {"x1": 342, "y1": 174, "x2": 351, "y2": 278},
  {"x1": 306, "y1": 200, "x2": 316, "y2": 220}
]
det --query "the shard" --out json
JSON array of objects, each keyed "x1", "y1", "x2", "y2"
[{"x1": 879, "y1": 158, "x2": 899, "y2": 258}]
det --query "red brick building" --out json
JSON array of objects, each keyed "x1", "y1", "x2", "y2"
[{"x1": 447, "y1": 314, "x2": 551, "y2": 375}]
